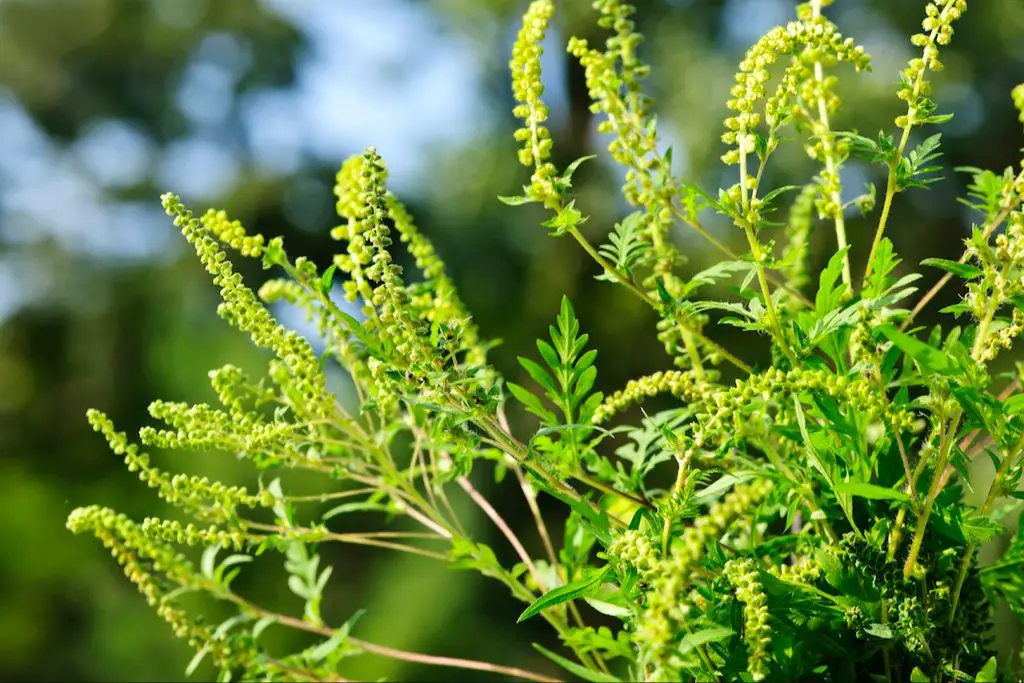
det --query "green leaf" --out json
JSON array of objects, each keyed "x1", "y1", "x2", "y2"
[
  {"x1": 307, "y1": 609, "x2": 366, "y2": 663},
  {"x1": 864, "y1": 623, "x2": 895, "y2": 639},
  {"x1": 507, "y1": 381, "x2": 558, "y2": 425},
  {"x1": 542, "y1": 200, "x2": 587, "y2": 235},
  {"x1": 815, "y1": 246, "x2": 851, "y2": 317},
  {"x1": 911, "y1": 668, "x2": 930, "y2": 682},
  {"x1": 262, "y1": 236, "x2": 286, "y2": 269},
  {"x1": 320, "y1": 263, "x2": 339, "y2": 294},
  {"x1": 582, "y1": 596, "x2": 631, "y2": 618},
  {"x1": 532, "y1": 643, "x2": 622, "y2": 682},
  {"x1": 760, "y1": 184, "x2": 801, "y2": 206},
  {"x1": 833, "y1": 481, "x2": 909, "y2": 502},
  {"x1": 252, "y1": 616, "x2": 278, "y2": 640},
  {"x1": 683, "y1": 260, "x2": 755, "y2": 296},
  {"x1": 498, "y1": 194, "x2": 536, "y2": 206},
  {"x1": 921, "y1": 258, "x2": 982, "y2": 280},
  {"x1": 678, "y1": 626, "x2": 734, "y2": 654},
  {"x1": 975, "y1": 656, "x2": 997, "y2": 683},
  {"x1": 185, "y1": 647, "x2": 209, "y2": 677},
  {"x1": 518, "y1": 357, "x2": 558, "y2": 395},
  {"x1": 214, "y1": 554, "x2": 253, "y2": 586},
  {"x1": 563, "y1": 154, "x2": 597, "y2": 182},
  {"x1": 201, "y1": 545, "x2": 220, "y2": 580},
  {"x1": 518, "y1": 567, "x2": 610, "y2": 622},
  {"x1": 322, "y1": 501, "x2": 392, "y2": 520},
  {"x1": 596, "y1": 211, "x2": 652, "y2": 281},
  {"x1": 875, "y1": 325, "x2": 956, "y2": 375},
  {"x1": 925, "y1": 112, "x2": 955, "y2": 125},
  {"x1": 1005, "y1": 394, "x2": 1024, "y2": 415}
]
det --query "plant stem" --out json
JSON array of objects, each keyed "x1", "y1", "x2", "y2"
[
  {"x1": 902, "y1": 407, "x2": 959, "y2": 579},
  {"x1": 863, "y1": 21, "x2": 944, "y2": 286},
  {"x1": 458, "y1": 476, "x2": 546, "y2": 593},
  {"x1": 744, "y1": 224, "x2": 797, "y2": 364},
  {"x1": 810, "y1": 0, "x2": 852, "y2": 289},
  {"x1": 663, "y1": 453, "x2": 691, "y2": 554},
  {"x1": 222, "y1": 594, "x2": 561, "y2": 683},
  {"x1": 863, "y1": 125, "x2": 912, "y2": 286},
  {"x1": 946, "y1": 433, "x2": 1024, "y2": 625}
]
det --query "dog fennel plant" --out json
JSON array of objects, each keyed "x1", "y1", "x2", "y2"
[{"x1": 66, "y1": 0, "x2": 1024, "y2": 681}]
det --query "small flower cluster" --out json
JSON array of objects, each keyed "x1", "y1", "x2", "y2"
[
  {"x1": 607, "y1": 528, "x2": 659, "y2": 578},
  {"x1": 202, "y1": 208, "x2": 265, "y2": 258},
  {"x1": 724, "y1": 558, "x2": 772, "y2": 681},
  {"x1": 568, "y1": 0, "x2": 681, "y2": 285},
  {"x1": 385, "y1": 192, "x2": 486, "y2": 367},
  {"x1": 88, "y1": 409, "x2": 264, "y2": 522},
  {"x1": 67, "y1": 506, "x2": 266, "y2": 675},
  {"x1": 781, "y1": 184, "x2": 817, "y2": 293},
  {"x1": 332, "y1": 150, "x2": 441, "y2": 411},
  {"x1": 766, "y1": 556, "x2": 821, "y2": 584},
  {"x1": 66, "y1": 1, "x2": 1024, "y2": 681},
  {"x1": 965, "y1": 210, "x2": 1024, "y2": 362},
  {"x1": 635, "y1": 480, "x2": 774, "y2": 677},
  {"x1": 722, "y1": 19, "x2": 869, "y2": 167},
  {"x1": 897, "y1": 0, "x2": 967, "y2": 128},
  {"x1": 510, "y1": 0, "x2": 557, "y2": 204},
  {"x1": 592, "y1": 370, "x2": 713, "y2": 425},
  {"x1": 141, "y1": 517, "x2": 249, "y2": 551},
  {"x1": 711, "y1": 367, "x2": 914, "y2": 437},
  {"x1": 163, "y1": 193, "x2": 334, "y2": 421}
]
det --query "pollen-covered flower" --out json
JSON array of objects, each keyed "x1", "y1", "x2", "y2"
[{"x1": 510, "y1": 0, "x2": 557, "y2": 203}]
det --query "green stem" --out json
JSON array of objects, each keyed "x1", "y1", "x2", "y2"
[
  {"x1": 903, "y1": 407, "x2": 959, "y2": 579},
  {"x1": 810, "y1": 0, "x2": 852, "y2": 289},
  {"x1": 744, "y1": 224, "x2": 797, "y2": 365},
  {"x1": 663, "y1": 454, "x2": 692, "y2": 554},
  {"x1": 863, "y1": 125, "x2": 912, "y2": 286},
  {"x1": 947, "y1": 434, "x2": 1024, "y2": 625}
]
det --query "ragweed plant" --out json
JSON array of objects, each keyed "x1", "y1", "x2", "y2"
[{"x1": 68, "y1": 0, "x2": 1024, "y2": 681}]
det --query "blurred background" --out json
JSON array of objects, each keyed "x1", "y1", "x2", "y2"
[{"x1": 2, "y1": 0, "x2": 1024, "y2": 680}]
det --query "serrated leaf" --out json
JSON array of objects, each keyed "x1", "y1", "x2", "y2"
[
  {"x1": 518, "y1": 567, "x2": 610, "y2": 622},
  {"x1": 683, "y1": 260, "x2": 754, "y2": 296},
  {"x1": 519, "y1": 357, "x2": 558, "y2": 395},
  {"x1": 815, "y1": 246, "x2": 851, "y2": 316},
  {"x1": 507, "y1": 382, "x2": 558, "y2": 425}
]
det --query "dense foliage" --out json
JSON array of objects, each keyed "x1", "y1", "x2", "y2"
[{"x1": 68, "y1": 0, "x2": 1024, "y2": 681}]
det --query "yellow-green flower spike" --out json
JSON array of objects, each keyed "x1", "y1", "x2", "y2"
[
  {"x1": 725, "y1": 558, "x2": 773, "y2": 681},
  {"x1": 510, "y1": 0, "x2": 557, "y2": 204}
]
